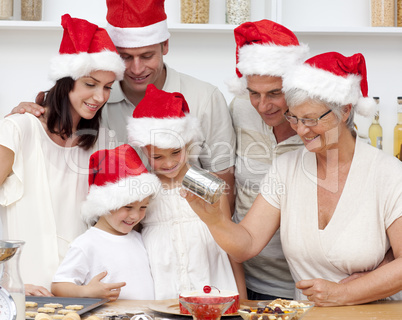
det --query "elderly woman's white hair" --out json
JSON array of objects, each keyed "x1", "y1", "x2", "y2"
[{"x1": 285, "y1": 89, "x2": 356, "y2": 131}]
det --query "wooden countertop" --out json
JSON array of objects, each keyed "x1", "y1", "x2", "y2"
[{"x1": 83, "y1": 299, "x2": 402, "y2": 320}]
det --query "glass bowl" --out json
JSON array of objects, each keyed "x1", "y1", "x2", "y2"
[
  {"x1": 179, "y1": 298, "x2": 235, "y2": 320},
  {"x1": 238, "y1": 306, "x2": 297, "y2": 320},
  {"x1": 257, "y1": 300, "x2": 314, "y2": 320}
]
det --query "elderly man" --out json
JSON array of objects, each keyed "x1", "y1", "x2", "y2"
[{"x1": 227, "y1": 19, "x2": 308, "y2": 300}]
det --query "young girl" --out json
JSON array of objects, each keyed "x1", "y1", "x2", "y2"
[
  {"x1": 0, "y1": 14, "x2": 125, "y2": 295},
  {"x1": 127, "y1": 84, "x2": 246, "y2": 299},
  {"x1": 52, "y1": 145, "x2": 160, "y2": 301}
]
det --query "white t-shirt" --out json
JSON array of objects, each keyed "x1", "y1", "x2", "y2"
[
  {"x1": 261, "y1": 139, "x2": 402, "y2": 300},
  {"x1": 53, "y1": 227, "x2": 154, "y2": 300}
]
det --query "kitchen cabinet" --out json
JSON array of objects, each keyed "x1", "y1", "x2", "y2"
[{"x1": 1, "y1": 0, "x2": 401, "y2": 154}]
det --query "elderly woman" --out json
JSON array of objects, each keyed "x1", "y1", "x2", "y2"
[{"x1": 183, "y1": 52, "x2": 402, "y2": 306}]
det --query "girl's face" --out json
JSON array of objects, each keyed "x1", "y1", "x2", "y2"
[
  {"x1": 144, "y1": 145, "x2": 188, "y2": 180},
  {"x1": 68, "y1": 70, "x2": 116, "y2": 124},
  {"x1": 96, "y1": 197, "x2": 150, "y2": 235},
  {"x1": 287, "y1": 101, "x2": 349, "y2": 154}
]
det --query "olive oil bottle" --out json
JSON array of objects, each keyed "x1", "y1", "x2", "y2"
[
  {"x1": 369, "y1": 97, "x2": 383, "y2": 149},
  {"x1": 394, "y1": 96, "x2": 402, "y2": 159}
]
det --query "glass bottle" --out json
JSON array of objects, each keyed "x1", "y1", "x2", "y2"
[
  {"x1": 371, "y1": 0, "x2": 395, "y2": 27},
  {"x1": 21, "y1": 0, "x2": 42, "y2": 21},
  {"x1": 394, "y1": 97, "x2": 402, "y2": 158},
  {"x1": 181, "y1": 0, "x2": 209, "y2": 24},
  {"x1": 369, "y1": 97, "x2": 383, "y2": 149},
  {"x1": 0, "y1": 241, "x2": 25, "y2": 320},
  {"x1": 226, "y1": 0, "x2": 250, "y2": 25},
  {"x1": 0, "y1": 0, "x2": 13, "y2": 20}
]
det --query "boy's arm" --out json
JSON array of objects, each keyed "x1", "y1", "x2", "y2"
[
  {"x1": 25, "y1": 284, "x2": 53, "y2": 297},
  {"x1": 51, "y1": 271, "x2": 126, "y2": 302}
]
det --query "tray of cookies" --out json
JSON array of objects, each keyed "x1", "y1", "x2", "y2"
[{"x1": 25, "y1": 296, "x2": 109, "y2": 319}]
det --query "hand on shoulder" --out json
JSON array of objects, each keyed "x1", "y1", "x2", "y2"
[{"x1": 6, "y1": 102, "x2": 45, "y2": 118}]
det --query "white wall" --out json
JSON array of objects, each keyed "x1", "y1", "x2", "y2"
[{"x1": 1, "y1": 0, "x2": 401, "y2": 155}]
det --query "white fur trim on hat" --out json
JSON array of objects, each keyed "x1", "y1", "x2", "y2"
[
  {"x1": 127, "y1": 115, "x2": 204, "y2": 149},
  {"x1": 106, "y1": 20, "x2": 170, "y2": 48},
  {"x1": 283, "y1": 64, "x2": 362, "y2": 107},
  {"x1": 81, "y1": 173, "x2": 161, "y2": 226},
  {"x1": 49, "y1": 50, "x2": 125, "y2": 82},
  {"x1": 238, "y1": 43, "x2": 309, "y2": 78},
  {"x1": 228, "y1": 42, "x2": 309, "y2": 96}
]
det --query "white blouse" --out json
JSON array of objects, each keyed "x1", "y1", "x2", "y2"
[
  {"x1": 0, "y1": 113, "x2": 104, "y2": 289},
  {"x1": 261, "y1": 139, "x2": 402, "y2": 299}
]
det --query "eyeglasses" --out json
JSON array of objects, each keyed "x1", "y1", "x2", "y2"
[{"x1": 284, "y1": 109, "x2": 332, "y2": 127}]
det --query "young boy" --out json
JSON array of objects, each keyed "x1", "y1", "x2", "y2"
[{"x1": 51, "y1": 144, "x2": 160, "y2": 301}]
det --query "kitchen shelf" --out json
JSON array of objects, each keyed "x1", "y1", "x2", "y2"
[{"x1": 1, "y1": 20, "x2": 402, "y2": 36}]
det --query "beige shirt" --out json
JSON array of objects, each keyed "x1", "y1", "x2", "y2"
[{"x1": 230, "y1": 95, "x2": 303, "y2": 298}]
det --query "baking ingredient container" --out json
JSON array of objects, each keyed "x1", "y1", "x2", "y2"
[
  {"x1": 0, "y1": 0, "x2": 13, "y2": 20},
  {"x1": 371, "y1": 0, "x2": 395, "y2": 26},
  {"x1": 226, "y1": 0, "x2": 250, "y2": 25},
  {"x1": 21, "y1": 0, "x2": 42, "y2": 21},
  {"x1": 397, "y1": 0, "x2": 402, "y2": 26},
  {"x1": 181, "y1": 0, "x2": 209, "y2": 23}
]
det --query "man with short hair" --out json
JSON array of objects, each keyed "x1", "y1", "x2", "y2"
[
  {"x1": 102, "y1": 0, "x2": 236, "y2": 208},
  {"x1": 227, "y1": 19, "x2": 309, "y2": 300}
]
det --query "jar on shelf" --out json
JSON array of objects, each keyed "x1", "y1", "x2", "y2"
[
  {"x1": 0, "y1": 0, "x2": 13, "y2": 20},
  {"x1": 21, "y1": 0, "x2": 42, "y2": 21},
  {"x1": 226, "y1": 0, "x2": 250, "y2": 25},
  {"x1": 397, "y1": 0, "x2": 402, "y2": 27},
  {"x1": 181, "y1": 0, "x2": 209, "y2": 24},
  {"x1": 370, "y1": 0, "x2": 395, "y2": 27}
]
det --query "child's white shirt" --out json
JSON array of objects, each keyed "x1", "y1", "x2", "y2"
[{"x1": 53, "y1": 227, "x2": 154, "y2": 300}]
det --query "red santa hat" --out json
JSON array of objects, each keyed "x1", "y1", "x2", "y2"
[
  {"x1": 127, "y1": 84, "x2": 203, "y2": 149},
  {"x1": 227, "y1": 19, "x2": 309, "y2": 96},
  {"x1": 49, "y1": 14, "x2": 125, "y2": 82},
  {"x1": 81, "y1": 144, "x2": 161, "y2": 226},
  {"x1": 282, "y1": 51, "x2": 376, "y2": 118},
  {"x1": 106, "y1": 0, "x2": 171, "y2": 48}
]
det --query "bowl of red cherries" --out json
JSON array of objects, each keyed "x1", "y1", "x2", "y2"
[{"x1": 179, "y1": 285, "x2": 239, "y2": 320}]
